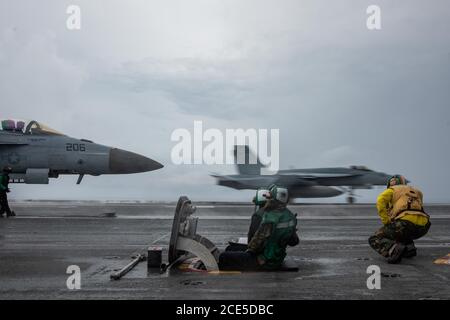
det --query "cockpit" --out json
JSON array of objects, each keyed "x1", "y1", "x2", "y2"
[{"x1": 1, "y1": 119, "x2": 64, "y2": 136}]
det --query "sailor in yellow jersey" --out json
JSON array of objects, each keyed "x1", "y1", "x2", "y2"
[{"x1": 368, "y1": 175, "x2": 431, "y2": 264}]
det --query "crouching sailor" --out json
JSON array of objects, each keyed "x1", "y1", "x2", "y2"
[
  {"x1": 219, "y1": 185, "x2": 299, "y2": 271},
  {"x1": 369, "y1": 175, "x2": 431, "y2": 264}
]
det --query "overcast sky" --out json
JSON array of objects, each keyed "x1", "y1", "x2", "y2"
[{"x1": 1, "y1": 0, "x2": 449, "y2": 203}]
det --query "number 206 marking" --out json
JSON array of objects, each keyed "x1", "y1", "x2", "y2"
[{"x1": 66, "y1": 143, "x2": 86, "y2": 152}]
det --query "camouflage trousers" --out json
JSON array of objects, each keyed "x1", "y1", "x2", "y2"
[{"x1": 368, "y1": 219, "x2": 431, "y2": 257}]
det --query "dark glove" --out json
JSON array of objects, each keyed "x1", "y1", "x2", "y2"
[
  {"x1": 6, "y1": 188, "x2": 10, "y2": 193},
  {"x1": 245, "y1": 249, "x2": 256, "y2": 256},
  {"x1": 287, "y1": 233, "x2": 300, "y2": 246},
  {"x1": 279, "y1": 232, "x2": 300, "y2": 247}
]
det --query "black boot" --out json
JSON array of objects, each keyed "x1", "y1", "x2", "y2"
[
  {"x1": 6, "y1": 211, "x2": 16, "y2": 217},
  {"x1": 403, "y1": 243, "x2": 417, "y2": 258},
  {"x1": 387, "y1": 243, "x2": 406, "y2": 264}
]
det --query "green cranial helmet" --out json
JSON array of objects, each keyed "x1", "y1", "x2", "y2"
[
  {"x1": 387, "y1": 175, "x2": 407, "y2": 188},
  {"x1": 268, "y1": 184, "x2": 289, "y2": 204},
  {"x1": 254, "y1": 188, "x2": 271, "y2": 206}
]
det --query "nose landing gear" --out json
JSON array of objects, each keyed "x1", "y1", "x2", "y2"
[{"x1": 346, "y1": 188, "x2": 356, "y2": 204}]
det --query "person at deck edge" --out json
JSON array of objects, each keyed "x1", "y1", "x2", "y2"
[{"x1": 0, "y1": 166, "x2": 15, "y2": 218}]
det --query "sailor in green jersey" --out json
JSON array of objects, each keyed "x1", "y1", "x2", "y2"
[{"x1": 219, "y1": 185, "x2": 299, "y2": 270}]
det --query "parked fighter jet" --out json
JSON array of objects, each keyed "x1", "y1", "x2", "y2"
[
  {"x1": 0, "y1": 119, "x2": 163, "y2": 184},
  {"x1": 211, "y1": 145, "x2": 393, "y2": 203}
]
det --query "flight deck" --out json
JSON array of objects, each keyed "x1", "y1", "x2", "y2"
[{"x1": 0, "y1": 202, "x2": 449, "y2": 299}]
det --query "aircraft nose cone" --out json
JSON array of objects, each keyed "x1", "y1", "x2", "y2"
[{"x1": 109, "y1": 148, "x2": 163, "y2": 174}]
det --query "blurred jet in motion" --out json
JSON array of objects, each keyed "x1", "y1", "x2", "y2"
[{"x1": 212, "y1": 145, "x2": 393, "y2": 203}]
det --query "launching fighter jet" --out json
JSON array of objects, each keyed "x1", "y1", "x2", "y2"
[
  {"x1": 211, "y1": 145, "x2": 393, "y2": 203},
  {"x1": 0, "y1": 119, "x2": 163, "y2": 184}
]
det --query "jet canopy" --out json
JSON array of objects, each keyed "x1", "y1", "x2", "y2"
[{"x1": 1, "y1": 119, "x2": 64, "y2": 136}]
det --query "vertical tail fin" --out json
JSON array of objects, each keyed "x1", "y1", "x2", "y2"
[{"x1": 234, "y1": 145, "x2": 264, "y2": 175}]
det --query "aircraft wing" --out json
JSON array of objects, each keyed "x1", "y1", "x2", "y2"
[
  {"x1": 274, "y1": 175, "x2": 316, "y2": 187},
  {"x1": 211, "y1": 173, "x2": 314, "y2": 190},
  {"x1": 211, "y1": 174, "x2": 279, "y2": 190},
  {"x1": 283, "y1": 173, "x2": 362, "y2": 179}
]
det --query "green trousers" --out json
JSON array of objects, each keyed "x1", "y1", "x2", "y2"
[{"x1": 368, "y1": 219, "x2": 430, "y2": 257}]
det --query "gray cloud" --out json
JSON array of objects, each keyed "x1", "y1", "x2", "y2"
[{"x1": 1, "y1": 0, "x2": 449, "y2": 202}]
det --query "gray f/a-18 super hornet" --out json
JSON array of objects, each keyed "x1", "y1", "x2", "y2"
[
  {"x1": 212, "y1": 146, "x2": 394, "y2": 203},
  {"x1": 0, "y1": 119, "x2": 163, "y2": 184}
]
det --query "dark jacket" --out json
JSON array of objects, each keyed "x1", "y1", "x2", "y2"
[{"x1": 0, "y1": 173, "x2": 9, "y2": 192}]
